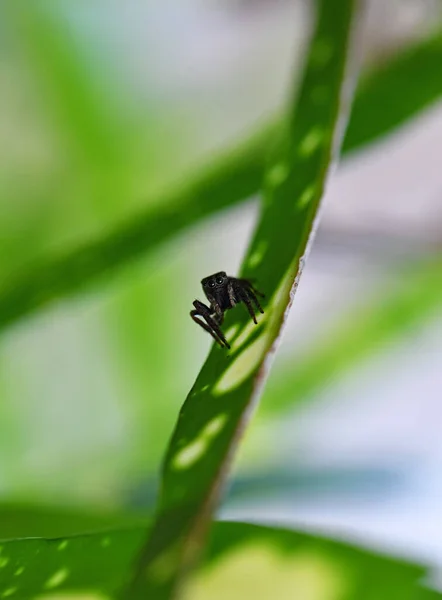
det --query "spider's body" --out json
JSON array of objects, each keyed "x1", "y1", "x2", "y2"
[{"x1": 190, "y1": 271, "x2": 264, "y2": 349}]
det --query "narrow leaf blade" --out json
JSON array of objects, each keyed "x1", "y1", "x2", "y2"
[{"x1": 128, "y1": 1, "x2": 361, "y2": 598}]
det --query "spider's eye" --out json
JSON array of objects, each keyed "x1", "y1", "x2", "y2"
[
  {"x1": 209, "y1": 281, "x2": 216, "y2": 288},
  {"x1": 216, "y1": 277, "x2": 224, "y2": 285}
]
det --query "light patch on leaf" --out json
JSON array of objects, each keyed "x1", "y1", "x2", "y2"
[
  {"x1": 172, "y1": 415, "x2": 228, "y2": 469},
  {"x1": 214, "y1": 331, "x2": 271, "y2": 395},
  {"x1": 297, "y1": 186, "x2": 316, "y2": 209},
  {"x1": 14, "y1": 567, "x2": 24, "y2": 577},
  {"x1": 299, "y1": 128, "x2": 323, "y2": 157},
  {"x1": 224, "y1": 323, "x2": 240, "y2": 344},
  {"x1": 247, "y1": 240, "x2": 268, "y2": 269},
  {"x1": 173, "y1": 438, "x2": 207, "y2": 469},
  {"x1": 186, "y1": 544, "x2": 347, "y2": 600},
  {"x1": 0, "y1": 557, "x2": 9, "y2": 568},
  {"x1": 45, "y1": 568, "x2": 69, "y2": 589},
  {"x1": 203, "y1": 414, "x2": 227, "y2": 437},
  {"x1": 311, "y1": 38, "x2": 333, "y2": 67},
  {"x1": 231, "y1": 319, "x2": 263, "y2": 352},
  {"x1": 101, "y1": 537, "x2": 111, "y2": 548},
  {"x1": 1, "y1": 588, "x2": 16, "y2": 598},
  {"x1": 147, "y1": 544, "x2": 181, "y2": 584},
  {"x1": 266, "y1": 162, "x2": 289, "y2": 187},
  {"x1": 57, "y1": 541, "x2": 69, "y2": 551}
]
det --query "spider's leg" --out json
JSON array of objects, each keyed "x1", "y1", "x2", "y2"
[
  {"x1": 214, "y1": 311, "x2": 224, "y2": 326},
  {"x1": 227, "y1": 281, "x2": 237, "y2": 309},
  {"x1": 191, "y1": 310, "x2": 228, "y2": 349},
  {"x1": 191, "y1": 300, "x2": 230, "y2": 349},
  {"x1": 238, "y1": 278, "x2": 265, "y2": 298},
  {"x1": 245, "y1": 287, "x2": 264, "y2": 314},
  {"x1": 213, "y1": 301, "x2": 225, "y2": 323},
  {"x1": 234, "y1": 283, "x2": 257, "y2": 325}
]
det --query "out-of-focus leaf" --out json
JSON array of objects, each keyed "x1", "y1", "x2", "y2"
[
  {"x1": 5, "y1": 1, "x2": 127, "y2": 177},
  {"x1": 127, "y1": 1, "x2": 360, "y2": 597},
  {"x1": 2, "y1": 1, "x2": 181, "y2": 479},
  {"x1": 343, "y1": 32, "x2": 442, "y2": 152},
  {"x1": 188, "y1": 521, "x2": 437, "y2": 600},
  {"x1": 259, "y1": 258, "x2": 442, "y2": 418},
  {"x1": 0, "y1": 521, "x2": 437, "y2": 599},
  {"x1": 2, "y1": 30, "x2": 442, "y2": 333},
  {"x1": 0, "y1": 504, "x2": 147, "y2": 540}
]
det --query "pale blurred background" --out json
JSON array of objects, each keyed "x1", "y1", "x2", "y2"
[{"x1": 1, "y1": 0, "x2": 442, "y2": 579}]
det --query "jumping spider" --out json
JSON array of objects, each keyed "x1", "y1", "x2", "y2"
[{"x1": 190, "y1": 271, "x2": 265, "y2": 350}]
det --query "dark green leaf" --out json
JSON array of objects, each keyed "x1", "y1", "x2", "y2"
[
  {"x1": 0, "y1": 521, "x2": 437, "y2": 599},
  {"x1": 0, "y1": 503, "x2": 146, "y2": 540}
]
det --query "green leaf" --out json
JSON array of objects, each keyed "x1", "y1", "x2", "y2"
[
  {"x1": 2, "y1": 30, "x2": 442, "y2": 333},
  {"x1": 0, "y1": 521, "x2": 437, "y2": 599},
  {"x1": 0, "y1": 503, "x2": 146, "y2": 540},
  {"x1": 343, "y1": 31, "x2": 442, "y2": 153},
  {"x1": 127, "y1": 1, "x2": 360, "y2": 597},
  {"x1": 5, "y1": 1, "x2": 128, "y2": 177}
]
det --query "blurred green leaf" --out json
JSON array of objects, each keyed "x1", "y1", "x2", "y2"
[
  {"x1": 2, "y1": 1, "x2": 183, "y2": 480},
  {"x1": 0, "y1": 520, "x2": 437, "y2": 599},
  {"x1": 128, "y1": 1, "x2": 360, "y2": 597},
  {"x1": 5, "y1": 1, "x2": 127, "y2": 176},
  {"x1": 343, "y1": 32, "x2": 442, "y2": 152},
  {"x1": 259, "y1": 258, "x2": 442, "y2": 419},
  {"x1": 0, "y1": 503, "x2": 146, "y2": 540},
  {"x1": 2, "y1": 29, "x2": 442, "y2": 333}
]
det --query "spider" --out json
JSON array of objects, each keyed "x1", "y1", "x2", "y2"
[{"x1": 190, "y1": 271, "x2": 265, "y2": 349}]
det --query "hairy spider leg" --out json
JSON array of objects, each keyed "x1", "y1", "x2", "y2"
[
  {"x1": 234, "y1": 282, "x2": 258, "y2": 324},
  {"x1": 237, "y1": 279, "x2": 265, "y2": 314},
  {"x1": 227, "y1": 280, "x2": 237, "y2": 309},
  {"x1": 191, "y1": 300, "x2": 230, "y2": 349},
  {"x1": 238, "y1": 278, "x2": 266, "y2": 298}
]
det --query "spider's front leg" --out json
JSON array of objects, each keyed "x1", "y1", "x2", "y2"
[
  {"x1": 233, "y1": 278, "x2": 264, "y2": 324},
  {"x1": 190, "y1": 300, "x2": 230, "y2": 349}
]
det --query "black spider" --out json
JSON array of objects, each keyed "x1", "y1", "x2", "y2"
[{"x1": 190, "y1": 271, "x2": 265, "y2": 350}]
